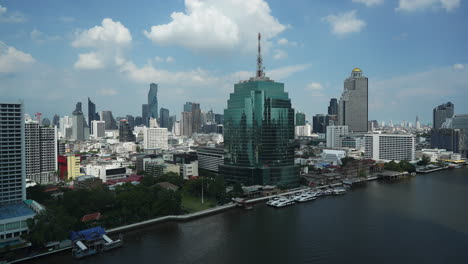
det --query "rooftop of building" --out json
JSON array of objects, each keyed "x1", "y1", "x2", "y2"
[
  {"x1": 76, "y1": 175, "x2": 99, "y2": 181},
  {"x1": 352, "y1": 67, "x2": 362, "y2": 72},
  {"x1": 0, "y1": 201, "x2": 36, "y2": 221}
]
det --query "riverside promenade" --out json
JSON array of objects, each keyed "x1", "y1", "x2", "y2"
[{"x1": 9, "y1": 203, "x2": 237, "y2": 263}]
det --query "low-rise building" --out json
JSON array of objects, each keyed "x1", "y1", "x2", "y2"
[{"x1": 196, "y1": 146, "x2": 224, "y2": 172}]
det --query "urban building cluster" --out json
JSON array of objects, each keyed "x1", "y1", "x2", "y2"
[{"x1": 1, "y1": 33, "x2": 467, "y2": 252}]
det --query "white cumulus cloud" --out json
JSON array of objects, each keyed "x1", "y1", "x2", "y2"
[
  {"x1": 143, "y1": 0, "x2": 286, "y2": 54},
  {"x1": 273, "y1": 49, "x2": 287, "y2": 60},
  {"x1": 166, "y1": 56, "x2": 175, "y2": 63},
  {"x1": 305, "y1": 82, "x2": 324, "y2": 96},
  {"x1": 322, "y1": 10, "x2": 366, "y2": 36},
  {"x1": 352, "y1": 0, "x2": 384, "y2": 6},
  {"x1": 72, "y1": 18, "x2": 131, "y2": 48},
  {"x1": 0, "y1": 4, "x2": 26, "y2": 23},
  {"x1": 72, "y1": 18, "x2": 132, "y2": 70},
  {"x1": 0, "y1": 42, "x2": 35, "y2": 73},
  {"x1": 396, "y1": 0, "x2": 461, "y2": 12},
  {"x1": 453, "y1": 63, "x2": 465, "y2": 71},
  {"x1": 74, "y1": 52, "x2": 105, "y2": 70}
]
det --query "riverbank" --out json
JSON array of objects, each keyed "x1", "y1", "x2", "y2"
[{"x1": 8, "y1": 203, "x2": 237, "y2": 264}]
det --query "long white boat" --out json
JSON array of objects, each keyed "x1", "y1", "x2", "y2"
[
  {"x1": 333, "y1": 188, "x2": 346, "y2": 195},
  {"x1": 272, "y1": 197, "x2": 295, "y2": 208},
  {"x1": 297, "y1": 192, "x2": 316, "y2": 202}
]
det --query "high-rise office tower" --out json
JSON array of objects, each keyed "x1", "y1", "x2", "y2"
[
  {"x1": 296, "y1": 112, "x2": 306, "y2": 126},
  {"x1": 88, "y1": 97, "x2": 97, "y2": 133},
  {"x1": 75, "y1": 102, "x2": 82, "y2": 113},
  {"x1": 126, "y1": 115, "x2": 135, "y2": 130},
  {"x1": 0, "y1": 102, "x2": 26, "y2": 204},
  {"x1": 338, "y1": 68, "x2": 368, "y2": 132},
  {"x1": 160, "y1": 108, "x2": 170, "y2": 128},
  {"x1": 181, "y1": 111, "x2": 193, "y2": 136},
  {"x1": 72, "y1": 103, "x2": 86, "y2": 141},
  {"x1": 206, "y1": 109, "x2": 215, "y2": 124},
  {"x1": 433, "y1": 102, "x2": 454, "y2": 129},
  {"x1": 142, "y1": 104, "x2": 149, "y2": 127},
  {"x1": 135, "y1": 116, "x2": 143, "y2": 126},
  {"x1": 219, "y1": 33, "x2": 299, "y2": 187},
  {"x1": 313, "y1": 114, "x2": 327, "y2": 134},
  {"x1": 119, "y1": 120, "x2": 136, "y2": 142},
  {"x1": 91, "y1": 120, "x2": 105, "y2": 139},
  {"x1": 52, "y1": 114, "x2": 60, "y2": 127},
  {"x1": 184, "y1": 102, "x2": 193, "y2": 112},
  {"x1": 25, "y1": 120, "x2": 58, "y2": 184},
  {"x1": 148, "y1": 83, "x2": 158, "y2": 120},
  {"x1": 100, "y1": 111, "x2": 117, "y2": 130},
  {"x1": 215, "y1": 114, "x2": 224, "y2": 124},
  {"x1": 328, "y1": 98, "x2": 338, "y2": 115},
  {"x1": 191, "y1": 103, "x2": 201, "y2": 133},
  {"x1": 168, "y1": 115, "x2": 176, "y2": 132}
]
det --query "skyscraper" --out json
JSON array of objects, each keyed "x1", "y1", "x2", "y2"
[
  {"x1": 142, "y1": 104, "x2": 149, "y2": 127},
  {"x1": 328, "y1": 98, "x2": 338, "y2": 115},
  {"x1": 119, "y1": 120, "x2": 136, "y2": 142},
  {"x1": 219, "y1": 33, "x2": 299, "y2": 187},
  {"x1": 191, "y1": 103, "x2": 202, "y2": 133},
  {"x1": 52, "y1": 114, "x2": 60, "y2": 127},
  {"x1": 338, "y1": 68, "x2": 368, "y2": 132},
  {"x1": 433, "y1": 102, "x2": 454, "y2": 129},
  {"x1": 296, "y1": 112, "x2": 306, "y2": 126},
  {"x1": 91, "y1": 120, "x2": 105, "y2": 139},
  {"x1": 75, "y1": 102, "x2": 82, "y2": 113},
  {"x1": 100, "y1": 111, "x2": 117, "y2": 130},
  {"x1": 160, "y1": 108, "x2": 170, "y2": 129},
  {"x1": 25, "y1": 120, "x2": 58, "y2": 184},
  {"x1": 168, "y1": 115, "x2": 176, "y2": 132},
  {"x1": 0, "y1": 102, "x2": 36, "y2": 245},
  {"x1": 313, "y1": 114, "x2": 327, "y2": 133},
  {"x1": 148, "y1": 83, "x2": 158, "y2": 119},
  {"x1": 72, "y1": 103, "x2": 86, "y2": 140},
  {"x1": 135, "y1": 116, "x2": 143, "y2": 126},
  {"x1": 181, "y1": 111, "x2": 193, "y2": 136},
  {"x1": 126, "y1": 115, "x2": 135, "y2": 130},
  {"x1": 88, "y1": 97, "x2": 97, "y2": 133},
  {"x1": 0, "y1": 102, "x2": 26, "y2": 204},
  {"x1": 184, "y1": 102, "x2": 193, "y2": 112}
]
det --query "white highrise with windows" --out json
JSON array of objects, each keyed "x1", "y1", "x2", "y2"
[
  {"x1": 92, "y1": 120, "x2": 105, "y2": 139},
  {"x1": 143, "y1": 127, "x2": 168, "y2": 150},
  {"x1": 364, "y1": 133, "x2": 415, "y2": 161},
  {"x1": 25, "y1": 120, "x2": 58, "y2": 184},
  {"x1": 326, "y1": 125, "x2": 348, "y2": 148}
]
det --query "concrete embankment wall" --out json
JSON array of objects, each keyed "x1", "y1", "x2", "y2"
[{"x1": 10, "y1": 203, "x2": 237, "y2": 263}]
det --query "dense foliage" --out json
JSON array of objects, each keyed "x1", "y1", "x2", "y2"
[
  {"x1": 417, "y1": 155, "x2": 431, "y2": 166},
  {"x1": 384, "y1": 160, "x2": 416, "y2": 173},
  {"x1": 25, "y1": 172, "x2": 229, "y2": 247}
]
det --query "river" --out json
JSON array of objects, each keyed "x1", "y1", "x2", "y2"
[{"x1": 29, "y1": 168, "x2": 468, "y2": 264}]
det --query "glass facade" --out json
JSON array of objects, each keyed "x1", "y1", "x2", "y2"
[{"x1": 220, "y1": 79, "x2": 299, "y2": 187}]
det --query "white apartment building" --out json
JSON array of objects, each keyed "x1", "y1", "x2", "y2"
[
  {"x1": 92, "y1": 120, "x2": 105, "y2": 139},
  {"x1": 364, "y1": 133, "x2": 415, "y2": 161},
  {"x1": 295, "y1": 124, "x2": 312, "y2": 137},
  {"x1": 326, "y1": 125, "x2": 348, "y2": 148},
  {"x1": 143, "y1": 127, "x2": 168, "y2": 150},
  {"x1": 25, "y1": 120, "x2": 58, "y2": 184}
]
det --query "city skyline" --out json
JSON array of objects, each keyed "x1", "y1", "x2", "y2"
[{"x1": 1, "y1": 0, "x2": 468, "y2": 123}]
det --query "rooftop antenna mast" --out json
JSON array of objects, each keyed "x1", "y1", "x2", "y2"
[{"x1": 256, "y1": 32, "x2": 265, "y2": 78}]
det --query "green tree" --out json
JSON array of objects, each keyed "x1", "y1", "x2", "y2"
[
  {"x1": 417, "y1": 155, "x2": 430, "y2": 166},
  {"x1": 26, "y1": 185, "x2": 51, "y2": 204}
]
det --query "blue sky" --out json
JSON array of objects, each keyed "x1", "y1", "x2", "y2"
[{"x1": 1, "y1": 0, "x2": 467, "y2": 124}]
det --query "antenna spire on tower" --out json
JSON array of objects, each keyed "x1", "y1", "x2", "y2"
[{"x1": 256, "y1": 32, "x2": 265, "y2": 78}]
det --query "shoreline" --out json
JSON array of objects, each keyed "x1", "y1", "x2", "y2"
[{"x1": 9, "y1": 167, "x2": 466, "y2": 263}]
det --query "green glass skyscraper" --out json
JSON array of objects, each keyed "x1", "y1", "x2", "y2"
[{"x1": 220, "y1": 33, "x2": 299, "y2": 187}]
